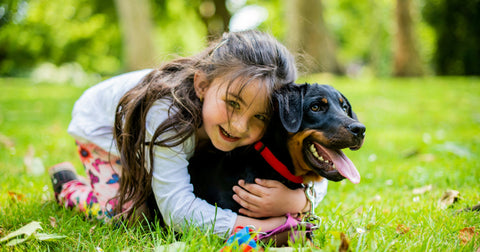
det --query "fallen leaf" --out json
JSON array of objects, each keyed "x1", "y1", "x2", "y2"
[
  {"x1": 0, "y1": 133, "x2": 15, "y2": 148},
  {"x1": 0, "y1": 221, "x2": 66, "y2": 246},
  {"x1": 89, "y1": 225, "x2": 97, "y2": 234},
  {"x1": 438, "y1": 190, "x2": 461, "y2": 209},
  {"x1": 396, "y1": 224, "x2": 410, "y2": 234},
  {"x1": 413, "y1": 185, "x2": 432, "y2": 195},
  {"x1": 49, "y1": 217, "x2": 57, "y2": 228},
  {"x1": 338, "y1": 233, "x2": 349, "y2": 252},
  {"x1": 155, "y1": 242, "x2": 187, "y2": 252},
  {"x1": 459, "y1": 227, "x2": 475, "y2": 245},
  {"x1": 33, "y1": 233, "x2": 67, "y2": 241},
  {"x1": 418, "y1": 153, "x2": 435, "y2": 162},
  {"x1": 0, "y1": 221, "x2": 42, "y2": 244},
  {"x1": 5, "y1": 237, "x2": 29, "y2": 246},
  {"x1": 7, "y1": 191, "x2": 25, "y2": 202}
]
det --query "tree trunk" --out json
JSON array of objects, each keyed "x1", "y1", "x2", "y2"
[
  {"x1": 393, "y1": 0, "x2": 423, "y2": 76},
  {"x1": 114, "y1": 0, "x2": 156, "y2": 71},
  {"x1": 285, "y1": 0, "x2": 344, "y2": 75},
  {"x1": 198, "y1": 0, "x2": 231, "y2": 41}
]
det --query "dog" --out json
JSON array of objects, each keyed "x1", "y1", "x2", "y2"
[{"x1": 188, "y1": 83, "x2": 365, "y2": 212}]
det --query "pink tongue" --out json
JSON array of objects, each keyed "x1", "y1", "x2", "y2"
[{"x1": 324, "y1": 148, "x2": 361, "y2": 184}]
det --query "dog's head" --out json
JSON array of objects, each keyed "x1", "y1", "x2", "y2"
[{"x1": 273, "y1": 83, "x2": 365, "y2": 184}]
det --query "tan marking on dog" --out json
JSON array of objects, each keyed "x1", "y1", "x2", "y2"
[
  {"x1": 287, "y1": 130, "x2": 330, "y2": 183},
  {"x1": 339, "y1": 98, "x2": 343, "y2": 103},
  {"x1": 322, "y1": 98, "x2": 328, "y2": 104}
]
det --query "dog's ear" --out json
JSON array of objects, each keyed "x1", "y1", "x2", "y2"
[
  {"x1": 340, "y1": 93, "x2": 357, "y2": 120},
  {"x1": 274, "y1": 84, "x2": 305, "y2": 133}
]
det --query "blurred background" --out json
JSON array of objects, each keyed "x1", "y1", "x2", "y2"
[{"x1": 0, "y1": 0, "x2": 479, "y2": 84}]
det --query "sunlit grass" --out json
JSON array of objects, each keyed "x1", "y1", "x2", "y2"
[{"x1": 1, "y1": 76, "x2": 479, "y2": 250}]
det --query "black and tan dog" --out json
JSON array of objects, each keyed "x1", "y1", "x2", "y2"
[{"x1": 188, "y1": 83, "x2": 365, "y2": 212}]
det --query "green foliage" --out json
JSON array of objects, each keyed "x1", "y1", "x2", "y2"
[
  {"x1": 0, "y1": 0, "x2": 122, "y2": 76},
  {"x1": 153, "y1": 0, "x2": 207, "y2": 58},
  {"x1": 0, "y1": 0, "x2": 476, "y2": 77},
  {"x1": 1, "y1": 77, "x2": 479, "y2": 250},
  {"x1": 423, "y1": 0, "x2": 480, "y2": 75},
  {"x1": 324, "y1": 0, "x2": 394, "y2": 76}
]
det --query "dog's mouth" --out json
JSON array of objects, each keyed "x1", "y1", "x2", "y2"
[
  {"x1": 303, "y1": 141, "x2": 360, "y2": 184},
  {"x1": 287, "y1": 129, "x2": 361, "y2": 184}
]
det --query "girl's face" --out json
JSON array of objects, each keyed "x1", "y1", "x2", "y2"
[{"x1": 196, "y1": 74, "x2": 270, "y2": 152}]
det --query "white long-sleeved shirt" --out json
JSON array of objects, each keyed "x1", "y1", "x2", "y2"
[{"x1": 67, "y1": 69, "x2": 328, "y2": 236}]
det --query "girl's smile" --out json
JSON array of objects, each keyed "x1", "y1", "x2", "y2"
[{"x1": 219, "y1": 126, "x2": 240, "y2": 142}]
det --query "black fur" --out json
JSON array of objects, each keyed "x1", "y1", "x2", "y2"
[{"x1": 188, "y1": 83, "x2": 365, "y2": 212}]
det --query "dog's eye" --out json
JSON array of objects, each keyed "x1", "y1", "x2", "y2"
[
  {"x1": 342, "y1": 104, "x2": 349, "y2": 114},
  {"x1": 311, "y1": 103, "x2": 323, "y2": 112}
]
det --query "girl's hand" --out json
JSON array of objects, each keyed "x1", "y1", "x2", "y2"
[{"x1": 232, "y1": 178, "x2": 308, "y2": 218}]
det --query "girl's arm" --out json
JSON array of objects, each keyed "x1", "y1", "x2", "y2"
[
  {"x1": 147, "y1": 101, "x2": 238, "y2": 236},
  {"x1": 232, "y1": 178, "x2": 328, "y2": 218},
  {"x1": 234, "y1": 215, "x2": 287, "y2": 232}
]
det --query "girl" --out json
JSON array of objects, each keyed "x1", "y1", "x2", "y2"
[{"x1": 49, "y1": 30, "x2": 328, "y2": 236}]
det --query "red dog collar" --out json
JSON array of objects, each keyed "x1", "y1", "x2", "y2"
[{"x1": 254, "y1": 142, "x2": 304, "y2": 184}]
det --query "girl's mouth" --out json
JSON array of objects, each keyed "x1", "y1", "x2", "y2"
[{"x1": 219, "y1": 127, "x2": 240, "y2": 142}]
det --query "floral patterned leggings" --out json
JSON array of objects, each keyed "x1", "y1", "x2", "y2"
[{"x1": 57, "y1": 141, "x2": 129, "y2": 221}]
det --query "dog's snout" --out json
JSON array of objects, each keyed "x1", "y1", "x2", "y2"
[{"x1": 347, "y1": 122, "x2": 366, "y2": 138}]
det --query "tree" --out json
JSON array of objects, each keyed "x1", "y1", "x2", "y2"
[
  {"x1": 393, "y1": 0, "x2": 423, "y2": 76},
  {"x1": 198, "y1": 0, "x2": 231, "y2": 40},
  {"x1": 285, "y1": 0, "x2": 344, "y2": 75},
  {"x1": 114, "y1": 0, "x2": 156, "y2": 71},
  {"x1": 0, "y1": 0, "x2": 122, "y2": 76},
  {"x1": 423, "y1": 0, "x2": 480, "y2": 75}
]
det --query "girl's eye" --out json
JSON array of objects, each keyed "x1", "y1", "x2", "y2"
[
  {"x1": 227, "y1": 100, "x2": 240, "y2": 109},
  {"x1": 255, "y1": 114, "x2": 267, "y2": 122}
]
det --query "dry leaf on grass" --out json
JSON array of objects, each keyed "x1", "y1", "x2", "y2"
[
  {"x1": 155, "y1": 242, "x2": 187, "y2": 252},
  {"x1": 8, "y1": 191, "x2": 25, "y2": 202},
  {"x1": 459, "y1": 227, "x2": 476, "y2": 245},
  {"x1": 412, "y1": 184, "x2": 432, "y2": 195},
  {"x1": 0, "y1": 133, "x2": 15, "y2": 148},
  {"x1": 396, "y1": 224, "x2": 410, "y2": 234},
  {"x1": 0, "y1": 221, "x2": 66, "y2": 246},
  {"x1": 338, "y1": 233, "x2": 350, "y2": 252},
  {"x1": 438, "y1": 189, "x2": 461, "y2": 209},
  {"x1": 49, "y1": 217, "x2": 57, "y2": 228},
  {"x1": 90, "y1": 225, "x2": 97, "y2": 234}
]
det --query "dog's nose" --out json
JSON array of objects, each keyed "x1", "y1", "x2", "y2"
[{"x1": 347, "y1": 122, "x2": 366, "y2": 138}]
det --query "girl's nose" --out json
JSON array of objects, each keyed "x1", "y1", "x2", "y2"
[{"x1": 230, "y1": 114, "x2": 249, "y2": 135}]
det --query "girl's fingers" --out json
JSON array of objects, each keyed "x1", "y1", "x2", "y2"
[
  {"x1": 232, "y1": 185, "x2": 261, "y2": 208},
  {"x1": 232, "y1": 192, "x2": 259, "y2": 213},
  {"x1": 254, "y1": 178, "x2": 283, "y2": 188},
  {"x1": 238, "y1": 180, "x2": 267, "y2": 197}
]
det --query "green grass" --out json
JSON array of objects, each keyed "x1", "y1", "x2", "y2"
[{"x1": 1, "y1": 76, "x2": 479, "y2": 251}]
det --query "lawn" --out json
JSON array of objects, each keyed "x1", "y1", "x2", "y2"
[{"x1": 0, "y1": 76, "x2": 479, "y2": 251}]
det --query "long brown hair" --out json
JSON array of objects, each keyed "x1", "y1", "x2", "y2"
[{"x1": 113, "y1": 30, "x2": 297, "y2": 221}]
